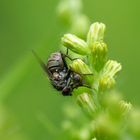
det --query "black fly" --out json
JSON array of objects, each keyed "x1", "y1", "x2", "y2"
[{"x1": 32, "y1": 51, "x2": 87, "y2": 96}]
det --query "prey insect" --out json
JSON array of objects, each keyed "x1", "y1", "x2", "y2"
[{"x1": 32, "y1": 50, "x2": 92, "y2": 96}]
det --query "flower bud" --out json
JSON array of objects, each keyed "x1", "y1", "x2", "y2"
[
  {"x1": 99, "y1": 76, "x2": 115, "y2": 90},
  {"x1": 57, "y1": 0, "x2": 82, "y2": 24},
  {"x1": 62, "y1": 34, "x2": 89, "y2": 55},
  {"x1": 70, "y1": 59, "x2": 92, "y2": 74},
  {"x1": 91, "y1": 42, "x2": 108, "y2": 58},
  {"x1": 87, "y1": 22, "x2": 106, "y2": 48},
  {"x1": 70, "y1": 14, "x2": 90, "y2": 38},
  {"x1": 94, "y1": 113, "x2": 119, "y2": 139},
  {"x1": 91, "y1": 42, "x2": 108, "y2": 71},
  {"x1": 99, "y1": 60, "x2": 122, "y2": 90},
  {"x1": 103, "y1": 60, "x2": 122, "y2": 77},
  {"x1": 70, "y1": 59, "x2": 93, "y2": 84},
  {"x1": 119, "y1": 100, "x2": 132, "y2": 115},
  {"x1": 77, "y1": 93, "x2": 97, "y2": 116}
]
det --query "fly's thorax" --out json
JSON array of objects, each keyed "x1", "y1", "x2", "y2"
[
  {"x1": 52, "y1": 68, "x2": 68, "y2": 81},
  {"x1": 47, "y1": 60, "x2": 64, "y2": 71},
  {"x1": 47, "y1": 52, "x2": 66, "y2": 72}
]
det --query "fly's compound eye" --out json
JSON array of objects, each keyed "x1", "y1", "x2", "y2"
[{"x1": 73, "y1": 74, "x2": 82, "y2": 82}]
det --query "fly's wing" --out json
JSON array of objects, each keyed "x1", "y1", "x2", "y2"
[
  {"x1": 32, "y1": 50, "x2": 50, "y2": 75},
  {"x1": 33, "y1": 51, "x2": 69, "y2": 91}
]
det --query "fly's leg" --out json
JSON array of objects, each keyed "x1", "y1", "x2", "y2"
[{"x1": 62, "y1": 48, "x2": 80, "y2": 61}]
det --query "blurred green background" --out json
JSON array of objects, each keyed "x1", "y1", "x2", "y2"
[{"x1": 0, "y1": 0, "x2": 140, "y2": 139}]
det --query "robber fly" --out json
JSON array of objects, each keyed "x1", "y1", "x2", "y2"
[{"x1": 32, "y1": 51, "x2": 88, "y2": 96}]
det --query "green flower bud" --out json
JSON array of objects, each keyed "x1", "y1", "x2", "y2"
[
  {"x1": 119, "y1": 100, "x2": 132, "y2": 115},
  {"x1": 57, "y1": 0, "x2": 82, "y2": 24},
  {"x1": 103, "y1": 60, "x2": 122, "y2": 77},
  {"x1": 70, "y1": 59, "x2": 93, "y2": 84},
  {"x1": 77, "y1": 93, "x2": 97, "y2": 116},
  {"x1": 87, "y1": 22, "x2": 106, "y2": 48},
  {"x1": 101, "y1": 91, "x2": 123, "y2": 117},
  {"x1": 91, "y1": 42, "x2": 108, "y2": 57},
  {"x1": 99, "y1": 76, "x2": 115, "y2": 90},
  {"x1": 90, "y1": 41, "x2": 108, "y2": 71},
  {"x1": 70, "y1": 14, "x2": 90, "y2": 38},
  {"x1": 99, "y1": 60, "x2": 122, "y2": 90},
  {"x1": 95, "y1": 113, "x2": 119, "y2": 139},
  {"x1": 62, "y1": 34, "x2": 89, "y2": 55},
  {"x1": 70, "y1": 59, "x2": 92, "y2": 74}
]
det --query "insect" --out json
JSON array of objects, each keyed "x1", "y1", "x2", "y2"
[{"x1": 32, "y1": 50, "x2": 89, "y2": 96}]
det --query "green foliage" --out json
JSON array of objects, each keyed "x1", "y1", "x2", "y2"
[{"x1": 0, "y1": 0, "x2": 140, "y2": 140}]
